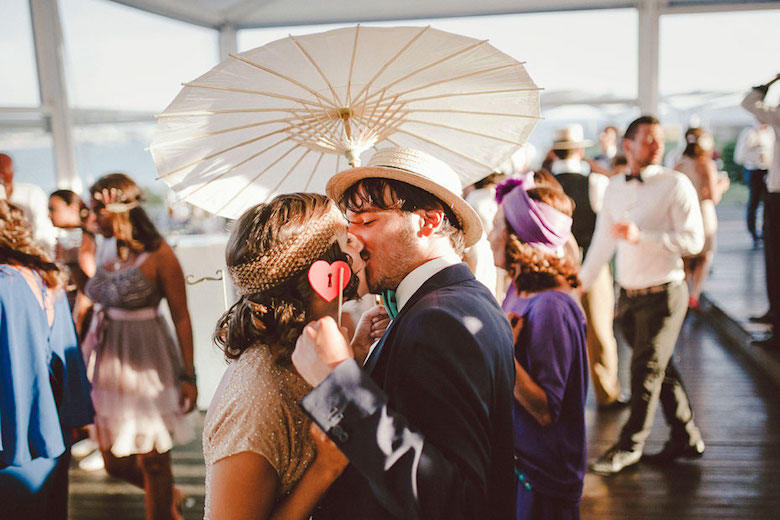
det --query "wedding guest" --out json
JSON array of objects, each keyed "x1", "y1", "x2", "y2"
[
  {"x1": 48, "y1": 190, "x2": 96, "y2": 326},
  {"x1": 583, "y1": 116, "x2": 705, "y2": 475},
  {"x1": 551, "y1": 125, "x2": 624, "y2": 409},
  {"x1": 674, "y1": 128, "x2": 729, "y2": 309},
  {"x1": 83, "y1": 173, "x2": 196, "y2": 519},
  {"x1": 734, "y1": 123, "x2": 773, "y2": 247},
  {"x1": 0, "y1": 153, "x2": 57, "y2": 253},
  {"x1": 742, "y1": 74, "x2": 780, "y2": 346},
  {"x1": 0, "y1": 198, "x2": 93, "y2": 519},
  {"x1": 488, "y1": 178, "x2": 588, "y2": 519}
]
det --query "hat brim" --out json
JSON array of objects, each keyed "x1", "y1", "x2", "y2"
[
  {"x1": 551, "y1": 139, "x2": 594, "y2": 150},
  {"x1": 326, "y1": 166, "x2": 484, "y2": 248}
]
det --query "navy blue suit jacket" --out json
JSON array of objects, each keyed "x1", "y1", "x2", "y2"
[{"x1": 301, "y1": 263, "x2": 515, "y2": 519}]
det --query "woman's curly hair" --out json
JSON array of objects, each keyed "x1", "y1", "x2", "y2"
[
  {"x1": 214, "y1": 193, "x2": 358, "y2": 365},
  {"x1": 0, "y1": 200, "x2": 66, "y2": 289},
  {"x1": 504, "y1": 185, "x2": 580, "y2": 293}
]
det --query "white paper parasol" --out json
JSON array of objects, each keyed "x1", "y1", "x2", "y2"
[{"x1": 150, "y1": 25, "x2": 541, "y2": 218}]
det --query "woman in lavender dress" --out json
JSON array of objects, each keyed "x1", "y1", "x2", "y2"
[{"x1": 488, "y1": 178, "x2": 588, "y2": 520}]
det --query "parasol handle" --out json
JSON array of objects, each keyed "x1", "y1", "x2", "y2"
[{"x1": 345, "y1": 148, "x2": 362, "y2": 167}]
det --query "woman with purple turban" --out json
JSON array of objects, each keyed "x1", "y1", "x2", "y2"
[{"x1": 488, "y1": 178, "x2": 588, "y2": 520}]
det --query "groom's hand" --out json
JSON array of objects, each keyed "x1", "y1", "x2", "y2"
[{"x1": 292, "y1": 317, "x2": 354, "y2": 387}]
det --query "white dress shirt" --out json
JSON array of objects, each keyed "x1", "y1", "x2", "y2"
[
  {"x1": 742, "y1": 88, "x2": 780, "y2": 193},
  {"x1": 363, "y1": 253, "x2": 462, "y2": 364},
  {"x1": 9, "y1": 182, "x2": 57, "y2": 254},
  {"x1": 580, "y1": 165, "x2": 704, "y2": 291},
  {"x1": 734, "y1": 125, "x2": 774, "y2": 171}
]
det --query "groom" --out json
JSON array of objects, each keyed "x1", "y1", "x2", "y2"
[{"x1": 292, "y1": 147, "x2": 516, "y2": 519}]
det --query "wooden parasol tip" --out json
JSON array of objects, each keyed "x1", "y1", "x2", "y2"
[{"x1": 345, "y1": 148, "x2": 361, "y2": 167}]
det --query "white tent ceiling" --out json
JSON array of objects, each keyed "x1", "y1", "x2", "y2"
[
  {"x1": 108, "y1": 0, "x2": 780, "y2": 28},
  {"x1": 9, "y1": 0, "x2": 779, "y2": 190}
]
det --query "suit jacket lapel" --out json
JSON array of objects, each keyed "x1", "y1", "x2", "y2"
[{"x1": 363, "y1": 263, "x2": 475, "y2": 378}]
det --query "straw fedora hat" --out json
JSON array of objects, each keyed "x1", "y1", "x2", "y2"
[
  {"x1": 551, "y1": 124, "x2": 593, "y2": 150},
  {"x1": 326, "y1": 147, "x2": 483, "y2": 248}
]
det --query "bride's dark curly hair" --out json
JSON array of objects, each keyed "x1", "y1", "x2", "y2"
[
  {"x1": 214, "y1": 193, "x2": 358, "y2": 364},
  {"x1": 0, "y1": 200, "x2": 66, "y2": 289},
  {"x1": 504, "y1": 186, "x2": 580, "y2": 293}
]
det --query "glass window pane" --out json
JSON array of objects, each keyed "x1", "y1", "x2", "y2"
[
  {"x1": 0, "y1": 129, "x2": 57, "y2": 192},
  {"x1": 0, "y1": 0, "x2": 40, "y2": 106},
  {"x1": 74, "y1": 121, "x2": 169, "y2": 224},
  {"x1": 239, "y1": 9, "x2": 638, "y2": 100},
  {"x1": 74, "y1": 122, "x2": 157, "y2": 188},
  {"x1": 60, "y1": 0, "x2": 219, "y2": 112},
  {"x1": 660, "y1": 10, "x2": 780, "y2": 98}
]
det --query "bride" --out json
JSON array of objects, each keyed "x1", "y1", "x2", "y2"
[{"x1": 203, "y1": 193, "x2": 387, "y2": 519}]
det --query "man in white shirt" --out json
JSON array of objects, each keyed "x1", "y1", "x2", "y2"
[
  {"x1": 742, "y1": 74, "x2": 780, "y2": 347},
  {"x1": 551, "y1": 124, "x2": 625, "y2": 410},
  {"x1": 734, "y1": 123, "x2": 774, "y2": 246},
  {"x1": 581, "y1": 116, "x2": 706, "y2": 475},
  {"x1": 0, "y1": 153, "x2": 57, "y2": 254}
]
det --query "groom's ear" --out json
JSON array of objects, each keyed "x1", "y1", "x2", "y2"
[{"x1": 414, "y1": 208, "x2": 445, "y2": 238}]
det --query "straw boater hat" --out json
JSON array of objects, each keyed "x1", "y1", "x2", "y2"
[
  {"x1": 326, "y1": 147, "x2": 483, "y2": 248},
  {"x1": 551, "y1": 124, "x2": 593, "y2": 150}
]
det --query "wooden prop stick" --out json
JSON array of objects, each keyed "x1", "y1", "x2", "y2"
[{"x1": 338, "y1": 267, "x2": 344, "y2": 328}]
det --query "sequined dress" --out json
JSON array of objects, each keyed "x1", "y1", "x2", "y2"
[
  {"x1": 202, "y1": 344, "x2": 315, "y2": 518},
  {"x1": 85, "y1": 253, "x2": 193, "y2": 456}
]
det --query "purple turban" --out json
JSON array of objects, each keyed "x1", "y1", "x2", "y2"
[{"x1": 495, "y1": 177, "x2": 572, "y2": 256}]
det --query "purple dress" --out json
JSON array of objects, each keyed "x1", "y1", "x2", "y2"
[{"x1": 505, "y1": 290, "x2": 588, "y2": 519}]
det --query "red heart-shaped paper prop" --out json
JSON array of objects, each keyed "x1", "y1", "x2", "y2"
[{"x1": 308, "y1": 260, "x2": 351, "y2": 302}]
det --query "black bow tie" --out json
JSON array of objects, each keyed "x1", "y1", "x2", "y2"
[{"x1": 625, "y1": 173, "x2": 643, "y2": 183}]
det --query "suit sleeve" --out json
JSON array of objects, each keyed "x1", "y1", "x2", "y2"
[{"x1": 301, "y1": 307, "x2": 508, "y2": 519}]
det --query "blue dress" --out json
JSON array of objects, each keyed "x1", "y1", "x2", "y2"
[{"x1": 0, "y1": 265, "x2": 94, "y2": 519}]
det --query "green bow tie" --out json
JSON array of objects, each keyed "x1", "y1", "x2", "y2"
[{"x1": 381, "y1": 290, "x2": 398, "y2": 320}]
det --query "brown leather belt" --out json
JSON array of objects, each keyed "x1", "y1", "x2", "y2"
[{"x1": 622, "y1": 281, "x2": 675, "y2": 298}]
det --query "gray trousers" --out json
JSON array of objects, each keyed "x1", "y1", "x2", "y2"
[{"x1": 616, "y1": 281, "x2": 701, "y2": 451}]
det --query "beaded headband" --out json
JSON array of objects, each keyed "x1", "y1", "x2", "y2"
[
  {"x1": 92, "y1": 189, "x2": 140, "y2": 213},
  {"x1": 228, "y1": 204, "x2": 345, "y2": 295}
]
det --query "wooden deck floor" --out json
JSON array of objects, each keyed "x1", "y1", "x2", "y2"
[{"x1": 67, "y1": 314, "x2": 780, "y2": 519}]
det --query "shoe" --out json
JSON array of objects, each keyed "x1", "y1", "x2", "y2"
[
  {"x1": 642, "y1": 438, "x2": 705, "y2": 465},
  {"x1": 598, "y1": 393, "x2": 631, "y2": 411},
  {"x1": 71, "y1": 437, "x2": 98, "y2": 458},
  {"x1": 688, "y1": 296, "x2": 700, "y2": 310},
  {"x1": 78, "y1": 449, "x2": 105, "y2": 471},
  {"x1": 749, "y1": 312, "x2": 773, "y2": 324},
  {"x1": 589, "y1": 447, "x2": 642, "y2": 476},
  {"x1": 753, "y1": 334, "x2": 779, "y2": 348}
]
